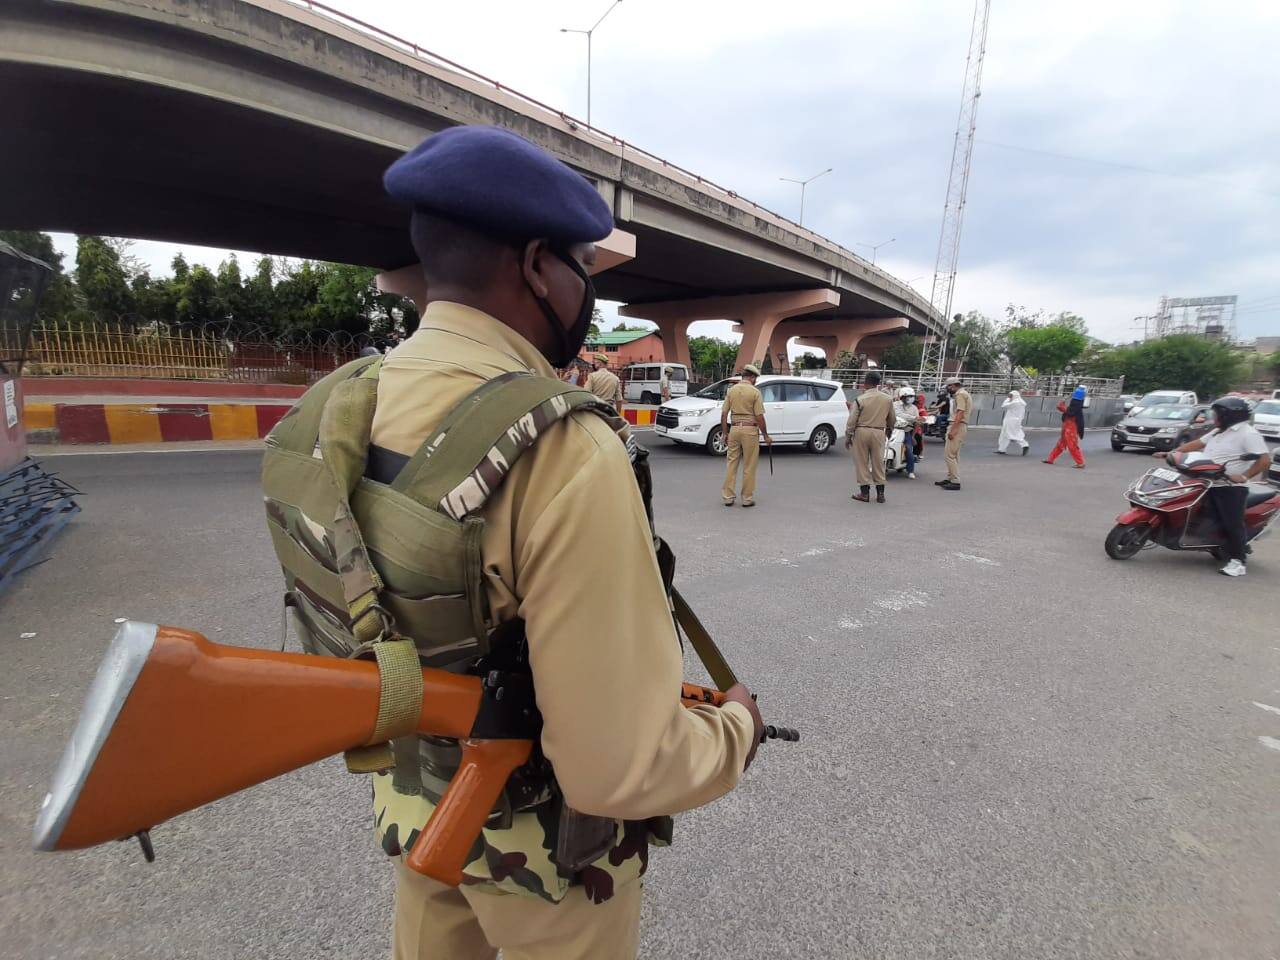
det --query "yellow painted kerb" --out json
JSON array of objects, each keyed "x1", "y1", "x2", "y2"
[
  {"x1": 23, "y1": 403, "x2": 56, "y2": 431},
  {"x1": 209, "y1": 404, "x2": 259, "y2": 440},
  {"x1": 104, "y1": 404, "x2": 163, "y2": 444}
]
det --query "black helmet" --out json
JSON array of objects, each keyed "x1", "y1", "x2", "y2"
[{"x1": 1210, "y1": 396, "x2": 1250, "y2": 429}]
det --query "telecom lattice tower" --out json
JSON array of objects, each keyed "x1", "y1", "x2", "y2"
[{"x1": 917, "y1": 0, "x2": 991, "y2": 390}]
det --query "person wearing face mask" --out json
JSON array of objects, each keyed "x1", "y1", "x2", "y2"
[{"x1": 327, "y1": 127, "x2": 762, "y2": 960}]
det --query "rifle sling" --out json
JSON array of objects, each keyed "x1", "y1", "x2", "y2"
[{"x1": 671, "y1": 587, "x2": 738, "y2": 691}]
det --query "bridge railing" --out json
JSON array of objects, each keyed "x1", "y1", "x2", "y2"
[
  {"x1": 797, "y1": 367, "x2": 1126, "y2": 398},
  {"x1": 284, "y1": 0, "x2": 933, "y2": 326}
]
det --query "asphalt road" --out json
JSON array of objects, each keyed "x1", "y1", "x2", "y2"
[{"x1": 2, "y1": 429, "x2": 1278, "y2": 959}]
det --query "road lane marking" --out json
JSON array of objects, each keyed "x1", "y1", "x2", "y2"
[
  {"x1": 1252, "y1": 702, "x2": 1280, "y2": 717},
  {"x1": 1259, "y1": 737, "x2": 1280, "y2": 753},
  {"x1": 873, "y1": 589, "x2": 930, "y2": 612},
  {"x1": 949, "y1": 552, "x2": 1000, "y2": 566}
]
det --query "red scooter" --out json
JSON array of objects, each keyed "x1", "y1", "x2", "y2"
[{"x1": 1105, "y1": 451, "x2": 1280, "y2": 562}]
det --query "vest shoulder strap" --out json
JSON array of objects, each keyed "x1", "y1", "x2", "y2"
[
  {"x1": 391, "y1": 373, "x2": 627, "y2": 520},
  {"x1": 266, "y1": 354, "x2": 382, "y2": 455}
]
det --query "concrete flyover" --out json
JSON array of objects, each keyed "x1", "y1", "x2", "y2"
[{"x1": 0, "y1": 0, "x2": 943, "y2": 364}]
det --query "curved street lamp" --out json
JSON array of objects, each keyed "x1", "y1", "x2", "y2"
[
  {"x1": 779, "y1": 167, "x2": 832, "y2": 227},
  {"x1": 560, "y1": 1, "x2": 623, "y2": 128}
]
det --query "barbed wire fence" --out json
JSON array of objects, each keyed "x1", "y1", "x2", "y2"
[{"x1": 21, "y1": 316, "x2": 379, "y2": 385}]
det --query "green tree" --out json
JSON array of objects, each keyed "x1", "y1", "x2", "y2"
[
  {"x1": 1005, "y1": 325, "x2": 1088, "y2": 373},
  {"x1": 793, "y1": 351, "x2": 825, "y2": 370},
  {"x1": 1268, "y1": 352, "x2": 1280, "y2": 384},
  {"x1": 0, "y1": 229, "x2": 79, "y2": 320},
  {"x1": 237, "y1": 257, "x2": 276, "y2": 332},
  {"x1": 1093, "y1": 335, "x2": 1243, "y2": 397},
  {"x1": 880, "y1": 334, "x2": 923, "y2": 371},
  {"x1": 610, "y1": 322, "x2": 650, "y2": 333},
  {"x1": 176, "y1": 265, "x2": 219, "y2": 329},
  {"x1": 75, "y1": 235, "x2": 134, "y2": 322},
  {"x1": 214, "y1": 255, "x2": 249, "y2": 333},
  {"x1": 948, "y1": 311, "x2": 1004, "y2": 373},
  {"x1": 687, "y1": 336, "x2": 739, "y2": 380}
]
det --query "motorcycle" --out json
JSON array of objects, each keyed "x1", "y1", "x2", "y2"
[
  {"x1": 1105, "y1": 450, "x2": 1280, "y2": 562},
  {"x1": 884, "y1": 419, "x2": 915, "y2": 475}
]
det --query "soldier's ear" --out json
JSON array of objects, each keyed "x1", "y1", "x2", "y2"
[{"x1": 520, "y1": 239, "x2": 553, "y2": 299}]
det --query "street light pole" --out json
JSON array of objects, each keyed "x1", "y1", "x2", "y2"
[
  {"x1": 855, "y1": 237, "x2": 896, "y2": 264},
  {"x1": 779, "y1": 167, "x2": 832, "y2": 227},
  {"x1": 561, "y1": 0, "x2": 623, "y2": 128}
]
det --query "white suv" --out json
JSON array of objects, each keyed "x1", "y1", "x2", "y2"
[{"x1": 654, "y1": 375, "x2": 847, "y2": 455}]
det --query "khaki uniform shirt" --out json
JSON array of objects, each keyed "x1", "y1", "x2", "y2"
[
  {"x1": 844, "y1": 387, "x2": 896, "y2": 438},
  {"x1": 369, "y1": 302, "x2": 754, "y2": 899},
  {"x1": 722, "y1": 381, "x2": 765, "y2": 424},
  {"x1": 951, "y1": 388, "x2": 972, "y2": 428},
  {"x1": 585, "y1": 367, "x2": 623, "y2": 408}
]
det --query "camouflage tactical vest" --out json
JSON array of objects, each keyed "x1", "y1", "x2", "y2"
[{"x1": 261, "y1": 355, "x2": 673, "y2": 902}]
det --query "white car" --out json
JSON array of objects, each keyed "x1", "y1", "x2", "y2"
[
  {"x1": 1130, "y1": 390, "x2": 1198, "y2": 416},
  {"x1": 654, "y1": 375, "x2": 847, "y2": 455},
  {"x1": 1253, "y1": 399, "x2": 1280, "y2": 443}
]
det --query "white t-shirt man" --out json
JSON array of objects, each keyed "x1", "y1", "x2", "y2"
[{"x1": 1200, "y1": 421, "x2": 1270, "y2": 479}]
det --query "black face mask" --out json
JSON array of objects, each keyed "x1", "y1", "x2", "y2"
[{"x1": 528, "y1": 247, "x2": 596, "y2": 368}]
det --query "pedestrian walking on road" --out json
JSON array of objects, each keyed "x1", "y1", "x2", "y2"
[
  {"x1": 720, "y1": 363, "x2": 771, "y2": 507},
  {"x1": 660, "y1": 366, "x2": 673, "y2": 403},
  {"x1": 996, "y1": 389, "x2": 1030, "y2": 455},
  {"x1": 937, "y1": 376, "x2": 970, "y2": 491},
  {"x1": 1044, "y1": 386, "x2": 1087, "y2": 468},
  {"x1": 845, "y1": 371, "x2": 896, "y2": 503},
  {"x1": 585, "y1": 353, "x2": 623, "y2": 413}
]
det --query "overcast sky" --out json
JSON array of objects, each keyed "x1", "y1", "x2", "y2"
[{"x1": 52, "y1": 0, "x2": 1280, "y2": 348}]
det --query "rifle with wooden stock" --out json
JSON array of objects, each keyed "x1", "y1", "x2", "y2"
[{"x1": 34, "y1": 620, "x2": 796, "y2": 885}]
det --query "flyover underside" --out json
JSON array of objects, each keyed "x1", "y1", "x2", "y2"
[{"x1": 0, "y1": 0, "x2": 938, "y2": 332}]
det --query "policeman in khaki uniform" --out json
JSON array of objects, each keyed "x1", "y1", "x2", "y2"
[
  {"x1": 719, "y1": 364, "x2": 771, "y2": 507},
  {"x1": 367, "y1": 127, "x2": 761, "y2": 960},
  {"x1": 937, "y1": 375, "x2": 971, "y2": 491},
  {"x1": 844, "y1": 370, "x2": 896, "y2": 503},
  {"x1": 585, "y1": 352, "x2": 622, "y2": 412}
]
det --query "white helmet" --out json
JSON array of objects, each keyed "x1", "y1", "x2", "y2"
[{"x1": 898, "y1": 387, "x2": 916, "y2": 402}]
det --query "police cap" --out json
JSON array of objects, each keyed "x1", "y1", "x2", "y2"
[
  {"x1": 742, "y1": 364, "x2": 762, "y2": 377},
  {"x1": 384, "y1": 126, "x2": 614, "y2": 244}
]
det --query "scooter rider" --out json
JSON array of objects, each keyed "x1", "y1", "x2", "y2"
[
  {"x1": 893, "y1": 387, "x2": 921, "y2": 478},
  {"x1": 1161, "y1": 396, "x2": 1272, "y2": 578}
]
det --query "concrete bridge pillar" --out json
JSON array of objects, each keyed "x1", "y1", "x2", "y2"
[
  {"x1": 766, "y1": 327, "x2": 793, "y2": 373},
  {"x1": 755, "y1": 316, "x2": 909, "y2": 368},
  {"x1": 620, "y1": 288, "x2": 839, "y2": 373},
  {"x1": 652, "y1": 316, "x2": 692, "y2": 370}
]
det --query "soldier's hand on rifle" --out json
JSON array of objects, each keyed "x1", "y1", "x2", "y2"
[{"x1": 722, "y1": 683, "x2": 765, "y2": 770}]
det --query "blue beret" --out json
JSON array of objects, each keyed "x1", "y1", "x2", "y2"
[{"x1": 384, "y1": 126, "x2": 614, "y2": 244}]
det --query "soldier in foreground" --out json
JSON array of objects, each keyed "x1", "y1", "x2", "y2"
[
  {"x1": 845, "y1": 370, "x2": 896, "y2": 503},
  {"x1": 585, "y1": 352, "x2": 623, "y2": 412},
  {"x1": 302, "y1": 127, "x2": 762, "y2": 959},
  {"x1": 719, "y1": 363, "x2": 770, "y2": 507}
]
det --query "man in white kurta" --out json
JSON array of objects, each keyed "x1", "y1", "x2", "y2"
[{"x1": 997, "y1": 389, "x2": 1030, "y2": 455}]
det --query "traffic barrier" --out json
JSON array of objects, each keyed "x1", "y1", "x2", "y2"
[
  {"x1": 623, "y1": 407, "x2": 655, "y2": 427},
  {"x1": 24, "y1": 402, "x2": 292, "y2": 444}
]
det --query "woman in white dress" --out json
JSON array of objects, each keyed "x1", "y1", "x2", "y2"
[{"x1": 997, "y1": 389, "x2": 1030, "y2": 455}]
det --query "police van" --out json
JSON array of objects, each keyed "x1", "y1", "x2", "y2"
[{"x1": 622, "y1": 363, "x2": 689, "y2": 405}]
